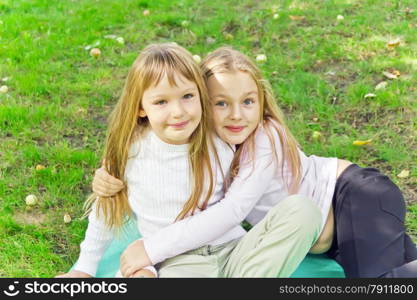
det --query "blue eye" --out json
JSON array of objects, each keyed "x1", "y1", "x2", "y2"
[
  {"x1": 243, "y1": 98, "x2": 254, "y2": 105},
  {"x1": 215, "y1": 100, "x2": 227, "y2": 107},
  {"x1": 183, "y1": 93, "x2": 194, "y2": 99},
  {"x1": 154, "y1": 100, "x2": 167, "y2": 105}
]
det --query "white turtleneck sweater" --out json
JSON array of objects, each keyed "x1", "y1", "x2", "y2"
[{"x1": 74, "y1": 129, "x2": 245, "y2": 276}]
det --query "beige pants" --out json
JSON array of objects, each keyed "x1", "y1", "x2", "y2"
[{"x1": 156, "y1": 194, "x2": 322, "y2": 278}]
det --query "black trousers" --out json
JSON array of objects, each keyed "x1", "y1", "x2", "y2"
[{"x1": 326, "y1": 164, "x2": 417, "y2": 278}]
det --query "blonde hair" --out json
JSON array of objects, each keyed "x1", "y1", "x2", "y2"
[
  {"x1": 201, "y1": 47, "x2": 301, "y2": 193},
  {"x1": 84, "y1": 43, "x2": 217, "y2": 229}
]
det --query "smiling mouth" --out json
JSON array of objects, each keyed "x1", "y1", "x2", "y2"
[
  {"x1": 225, "y1": 126, "x2": 245, "y2": 133},
  {"x1": 169, "y1": 121, "x2": 189, "y2": 129}
]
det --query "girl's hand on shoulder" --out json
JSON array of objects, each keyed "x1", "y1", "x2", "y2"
[
  {"x1": 92, "y1": 167, "x2": 125, "y2": 197},
  {"x1": 55, "y1": 270, "x2": 92, "y2": 278}
]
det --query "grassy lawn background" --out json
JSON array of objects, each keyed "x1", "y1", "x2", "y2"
[{"x1": 0, "y1": 0, "x2": 416, "y2": 277}]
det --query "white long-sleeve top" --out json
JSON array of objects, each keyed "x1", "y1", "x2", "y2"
[
  {"x1": 74, "y1": 129, "x2": 245, "y2": 276},
  {"x1": 143, "y1": 120, "x2": 338, "y2": 265}
]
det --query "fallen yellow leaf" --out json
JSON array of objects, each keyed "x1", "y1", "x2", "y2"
[
  {"x1": 383, "y1": 71, "x2": 400, "y2": 79},
  {"x1": 289, "y1": 15, "x2": 305, "y2": 21},
  {"x1": 312, "y1": 131, "x2": 322, "y2": 140},
  {"x1": 0, "y1": 85, "x2": 8, "y2": 93},
  {"x1": 375, "y1": 81, "x2": 388, "y2": 90},
  {"x1": 352, "y1": 139, "x2": 372, "y2": 146},
  {"x1": 64, "y1": 214, "x2": 72, "y2": 224},
  {"x1": 192, "y1": 55, "x2": 201, "y2": 64},
  {"x1": 364, "y1": 93, "x2": 376, "y2": 99},
  {"x1": 397, "y1": 169, "x2": 410, "y2": 178},
  {"x1": 256, "y1": 54, "x2": 267, "y2": 63},
  {"x1": 387, "y1": 39, "x2": 400, "y2": 48},
  {"x1": 25, "y1": 194, "x2": 38, "y2": 206},
  {"x1": 90, "y1": 48, "x2": 101, "y2": 58},
  {"x1": 35, "y1": 164, "x2": 46, "y2": 171}
]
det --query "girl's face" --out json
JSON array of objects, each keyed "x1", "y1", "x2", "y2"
[
  {"x1": 207, "y1": 71, "x2": 261, "y2": 145},
  {"x1": 140, "y1": 73, "x2": 202, "y2": 145}
]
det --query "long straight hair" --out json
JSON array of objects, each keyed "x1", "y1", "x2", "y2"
[
  {"x1": 200, "y1": 47, "x2": 301, "y2": 193},
  {"x1": 84, "y1": 43, "x2": 217, "y2": 229}
]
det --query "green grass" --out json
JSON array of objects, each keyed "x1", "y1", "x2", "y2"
[{"x1": 0, "y1": 0, "x2": 416, "y2": 277}]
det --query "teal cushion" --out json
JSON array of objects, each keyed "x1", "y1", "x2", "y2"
[
  {"x1": 95, "y1": 219, "x2": 141, "y2": 277},
  {"x1": 72, "y1": 219, "x2": 345, "y2": 278},
  {"x1": 291, "y1": 254, "x2": 345, "y2": 278}
]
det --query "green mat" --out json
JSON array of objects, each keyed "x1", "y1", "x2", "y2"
[{"x1": 73, "y1": 220, "x2": 345, "y2": 278}]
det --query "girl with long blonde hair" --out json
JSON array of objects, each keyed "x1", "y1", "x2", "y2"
[
  {"x1": 57, "y1": 43, "x2": 320, "y2": 278},
  {"x1": 95, "y1": 46, "x2": 417, "y2": 278}
]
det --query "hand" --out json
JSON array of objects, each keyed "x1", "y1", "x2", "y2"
[
  {"x1": 120, "y1": 239, "x2": 152, "y2": 278},
  {"x1": 92, "y1": 167, "x2": 124, "y2": 197},
  {"x1": 55, "y1": 270, "x2": 92, "y2": 278},
  {"x1": 130, "y1": 268, "x2": 157, "y2": 278}
]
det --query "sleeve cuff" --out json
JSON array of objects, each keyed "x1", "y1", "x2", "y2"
[{"x1": 143, "y1": 265, "x2": 158, "y2": 277}]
